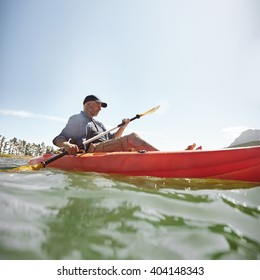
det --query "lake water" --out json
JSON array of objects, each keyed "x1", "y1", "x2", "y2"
[{"x1": 0, "y1": 157, "x2": 260, "y2": 260}]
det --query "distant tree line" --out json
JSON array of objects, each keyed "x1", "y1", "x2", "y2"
[{"x1": 0, "y1": 135, "x2": 56, "y2": 156}]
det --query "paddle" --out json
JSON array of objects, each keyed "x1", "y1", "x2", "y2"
[{"x1": 2, "y1": 105, "x2": 160, "y2": 172}]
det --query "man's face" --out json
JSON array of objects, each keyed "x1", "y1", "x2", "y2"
[{"x1": 85, "y1": 101, "x2": 102, "y2": 117}]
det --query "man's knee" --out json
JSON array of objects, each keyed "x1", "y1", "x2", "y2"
[{"x1": 128, "y1": 132, "x2": 140, "y2": 141}]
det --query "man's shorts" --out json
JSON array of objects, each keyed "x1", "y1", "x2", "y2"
[{"x1": 87, "y1": 135, "x2": 132, "y2": 153}]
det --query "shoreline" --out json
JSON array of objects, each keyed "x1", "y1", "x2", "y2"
[{"x1": 0, "y1": 153, "x2": 32, "y2": 159}]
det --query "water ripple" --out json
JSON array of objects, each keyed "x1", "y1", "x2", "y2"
[{"x1": 0, "y1": 158, "x2": 259, "y2": 259}]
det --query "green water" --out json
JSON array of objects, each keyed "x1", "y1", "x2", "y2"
[{"x1": 0, "y1": 158, "x2": 260, "y2": 260}]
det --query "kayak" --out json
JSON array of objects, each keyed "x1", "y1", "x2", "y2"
[{"x1": 29, "y1": 146, "x2": 260, "y2": 183}]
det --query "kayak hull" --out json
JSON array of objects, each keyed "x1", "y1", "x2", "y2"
[{"x1": 29, "y1": 146, "x2": 260, "y2": 182}]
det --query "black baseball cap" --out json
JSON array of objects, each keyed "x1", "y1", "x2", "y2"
[{"x1": 83, "y1": 95, "x2": 107, "y2": 108}]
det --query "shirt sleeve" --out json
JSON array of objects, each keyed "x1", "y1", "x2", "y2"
[{"x1": 53, "y1": 115, "x2": 84, "y2": 145}]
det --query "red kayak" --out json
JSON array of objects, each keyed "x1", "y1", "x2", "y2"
[{"x1": 29, "y1": 146, "x2": 260, "y2": 183}]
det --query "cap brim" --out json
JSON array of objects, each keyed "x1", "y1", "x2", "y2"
[{"x1": 100, "y1": 102, "x2": 107, "y2": 108}]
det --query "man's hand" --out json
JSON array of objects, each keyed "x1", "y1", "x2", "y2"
[
  {"x1": 62, "y1": 142, "x2": 80, "y2": 155},
  {"x1": 122, "y1": 118, "x2": 130, "y2": 127}
]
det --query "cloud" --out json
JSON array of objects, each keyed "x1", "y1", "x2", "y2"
[
  {"x1": 0, "y1": 109, "x2": 66, "y2": 122},
  {"x1": 222, "y1": 126, "x2": 252, "y2": 140}
]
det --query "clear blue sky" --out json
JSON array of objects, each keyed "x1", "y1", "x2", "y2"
[{"x1": 0, "y1": 0, "x2": 259, "y2": 150}]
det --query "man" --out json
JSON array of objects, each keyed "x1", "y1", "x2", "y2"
[{"x1": 53, "y1": 95, "x2": 159, "y2": 154}]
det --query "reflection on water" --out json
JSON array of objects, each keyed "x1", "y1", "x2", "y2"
[{"x1": 0, "y1": 158, "x2": 260, "y2": 259}]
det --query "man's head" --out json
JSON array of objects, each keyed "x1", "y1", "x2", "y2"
[
  {"x1": 83, "y1": 95, "x2": 107, "y2": 117},
  {"x1": 83, "y1": 95, "x2": 107, "y2": 108}
]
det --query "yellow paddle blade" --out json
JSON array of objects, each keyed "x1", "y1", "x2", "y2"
[
  {"x1": 139, "y1": 105, "x2": 160, "y2": 117},
  {"x1": 1, "y1": 162, "x2": 45, "y2": 172}
]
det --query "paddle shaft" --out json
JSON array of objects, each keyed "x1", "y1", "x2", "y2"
[{"x1": 42, "y1": 150, "x2": 68, "y2": 166}]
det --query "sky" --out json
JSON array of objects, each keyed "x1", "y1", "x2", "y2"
[{"x1": 0, "y1": 0, "x2": 259, "y2": 151}]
